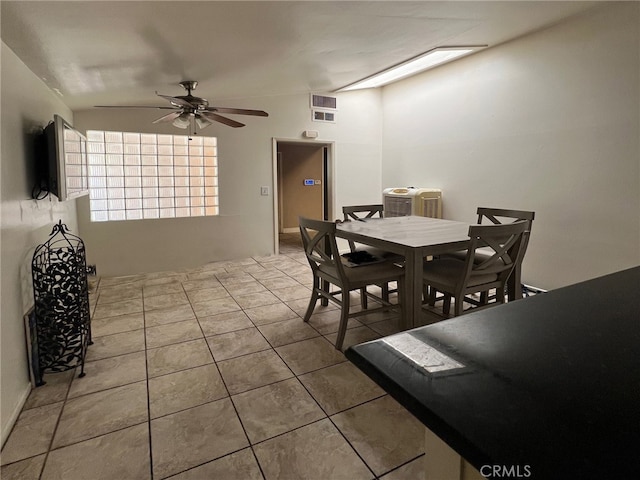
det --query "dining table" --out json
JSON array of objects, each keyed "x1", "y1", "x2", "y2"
[{"x1": 335, "y1": 215, "x2": 471, "y2": 329}]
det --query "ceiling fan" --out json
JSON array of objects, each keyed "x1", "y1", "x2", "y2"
[{"x1": 95, "y1": 81, "x2": 268, "y2": 130}]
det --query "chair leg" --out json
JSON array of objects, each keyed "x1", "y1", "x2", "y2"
[
  {"x1": 442, "y1": 293, "x2": 452, "y2": 316},
  {"x1": 382, "y1": 283, "x2": 390, "y2": 302},
  {"x1": 320, "y1": 279, "x2": 330, "y2": 306},
  {"x1": 428, "y1": 287, "x2": 437, "y2": 306},
  {"x1": 454, "y1": 294, "x2": 464, "y2": 316},
  {"x1": 360, "y1": 287, "x2": 368, "y2": 309},
  {"x1": 335, "y1": 292, "x2": 351, "y2": 351},
  {"x1": 303, "y1": 279, "x2": 321, "y2": 323},
  {"x1": 480, "y1": 291, "x2": 488, "y2": 305}
]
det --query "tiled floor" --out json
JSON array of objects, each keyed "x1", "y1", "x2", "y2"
[{"x1": 1, "y1": 234, "x2": 442, "y2": 480}]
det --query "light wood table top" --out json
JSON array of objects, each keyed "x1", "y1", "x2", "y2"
[{"x1": 336, "y1": 216, "x2": 471, "y2": 328}]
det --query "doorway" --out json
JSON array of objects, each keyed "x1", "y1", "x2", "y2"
[{"x1": 272, "y1": 139, "x2": 334, "y2": 254}]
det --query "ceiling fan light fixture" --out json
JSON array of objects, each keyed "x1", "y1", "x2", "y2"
[
  {"x1": 195, "y1": 116, "x2": 212, "y2": 130},
  {"x1": 172, "y1": 113, "x2": 191, "y2": 129},
  {"x1": 336, "y1": 46, "x2": 487, "y2": 92}
]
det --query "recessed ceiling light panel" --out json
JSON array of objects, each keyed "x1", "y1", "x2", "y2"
[{"x1": 337, "y1": 46, "x2": 487, "y2": 92}]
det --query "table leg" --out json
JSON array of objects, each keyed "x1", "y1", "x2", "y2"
[{"x1": 403, "y1": 249, "x2": 423, "y2": 330}]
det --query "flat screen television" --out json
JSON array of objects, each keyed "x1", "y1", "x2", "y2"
[{"x1": 36, "y1": 114, "x2": 89, "y2": 201}]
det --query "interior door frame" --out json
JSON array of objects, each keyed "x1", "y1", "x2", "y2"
[{"x1": 271, "y1": 137, "x2": 335, "y2": 255}]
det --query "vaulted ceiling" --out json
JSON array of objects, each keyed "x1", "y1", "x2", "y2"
[{"x1": 1, "y1": 1, "x2": 599, "y2": 110}]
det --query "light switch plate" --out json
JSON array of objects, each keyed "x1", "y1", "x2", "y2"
[{"x1": 260, "y1": 186, "x2": 269, "y2": 196}]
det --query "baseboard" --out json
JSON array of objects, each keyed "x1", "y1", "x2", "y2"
[
  {"x1": 1, "y1": 381, "x2": 31, "y2": 449},
  {"x1": 280, "y1": 228, "x2": 298, "y2": 234}
]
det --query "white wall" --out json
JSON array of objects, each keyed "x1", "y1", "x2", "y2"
[
  {"x1": 73, "y1": 88, "x2": 383, "y2": 276},
  {"x1": 0, "y1": 43, "x2": 78, "y2": 444},
  {"x1": 381, "y1": 2, "x2": 640, "y2": 289}
]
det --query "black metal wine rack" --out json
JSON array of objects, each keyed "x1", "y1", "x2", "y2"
[{"x1": 31, "y1": 220, "x2": 91, "y2": 385}]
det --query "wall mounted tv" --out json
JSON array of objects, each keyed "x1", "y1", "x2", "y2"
[{"x1": 36, "y1": 114, "x2": 89, "y2": 201}]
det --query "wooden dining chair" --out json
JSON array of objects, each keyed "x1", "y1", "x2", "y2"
[
  {"x1": 423, "y1": 220, "x2": 529, "y2": 317},
  {"x1": 445, "y1": 207, "x2": 535, "y2": 299},
  {"x1": 342, "y1": 204, "x2": 404, "y2": 305},
  {"x1": 299, "y1": 216, "x2": 405, "y2": 350}
]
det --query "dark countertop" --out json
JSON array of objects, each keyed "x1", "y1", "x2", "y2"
[{"x1": 346, "y1": 266, "x2": 640, "y2": 479}]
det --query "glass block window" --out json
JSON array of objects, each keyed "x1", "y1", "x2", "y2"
[{"x1": 86, "y1": 131, "x2": 218, "y2": 222}]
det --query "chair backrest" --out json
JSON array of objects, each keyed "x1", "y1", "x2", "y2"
[
  {"x1": 461, "y1": 220, "x2": 529, "y2": 290},
  {"x1": 477, "y1": 207, "x2": 535, "y2": 263},
  {"x1": 342, "y1": 204, "x2": 384, "y2": 222},
  {"x1": 342, "y1": 205, "x2": 384, "y2": 251},
  {"x1": 476, "y1": 207, "x2": 535, "y2": 230},
  {"x1": 299, "y1": 216, "x2": 346, "y2": 281}
]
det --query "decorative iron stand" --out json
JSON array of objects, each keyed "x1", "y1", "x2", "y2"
[{"x1": 31, "y1": 220, "x2": 92, "y2": 385}]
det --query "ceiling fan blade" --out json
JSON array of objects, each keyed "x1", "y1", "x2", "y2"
[
  {"x1": 156, "y1": 93, "x2": 193, "y2": 108},
  {"x1": 94, "y1": 105, "x2": 178, "y2": 110},
  {"x1": 152, "y1": 111, "x2": 183, "y2": 124},
  {"x1": 206, "y1": 107, "x2": 269, "y2": 117},
  {"x1": 199, "y1": 111, "x2": 245, "y2": 128}
]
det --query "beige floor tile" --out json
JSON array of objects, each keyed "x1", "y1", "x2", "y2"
[
  {"x1": 299, "y1": 362, "x2": 385, "y2": 415},
  {"x1": 379, "y1": 455, "x2": 425, "y2": 480},
  {"x1": 142, "y1": 282, "x2": 184, "y2": 298},
  {"x1": 67, "y1": 351, "x2": 146, "y2": 398},
  {"x1": 0, "y1": 402, "x2": 63, "y2": 465},
  {"x1": 270, "y1": 285, "x2": 312, "y2": 302},
  {"x1": 215, "y1": 272, "x2": 256, "y2": 285},
  {"x1": 250, "y1": 268, "x2": 287, "y2": 281},
  {"x1": 144, "y1": 304, "x2": 195, "y2": 327},
  {"x1": 243, "y1": 302, "x2": 299, "y2": 326},
  {"x1": 227, "y1": 281, "x2": 268, "y2": 296},
  {"x1": 257, "y1": 276, "x2": 301, "y2": 290},
  {"x1": 276, "y1": 337, "x2": 346, "y2": 375},
  {"x1": 151, "y1": 398, "x2": 248, "y2": 479},
  {"x1": 325, "y1": 325, "x2": 381, "y2": 351},
  {"x1": 331, "y1": 395, "x2": 425, "y2": 476},
  {"x1": 41, "y1": 423, "x2": 150, "y2": 480},
  {"x1": 85, "y1": 328, "x2": 145, "y2": 362},
  {"x1": 91, "y1": 312, "x2": 144, "y2": 338},
  {"x1": 182, "y1": 278, "x2": 223, "y2": 291},
  {"x1": 197, "y1": 310, "x2": 253, "y2": 336},
  {"x1": 52, "y1": 381, "x2": 148, "y2": 448},
  {"x1": 185, "y1": 286, "x2": 230, "y2": 304},
  {"x1": 285, "y1": 298, "x2": 337, "y2": 317},
  {"x1": 144, "y1": 292, "x2": 190, "y2": 311},
  {"x1": 146, "y1": 338, "x2": 213, "y2": 378},
  {"x1": 233, "y1": 291, "x2": 281, "y2": 309},
  {"x1": 96, "y1": 286, "x2": 142, "y2": 305},
  {"x1": 367, "y1": 318, "x2": 403, "y2": 337},
  {"x1": 149, "y1": 364, "x2": 228, "y2": 418},
  {"x1": 217, "y1": 349, "x2": 294, "y2": 394},
  {"x1": 145, "y1": 319, "x2": 203, "y2": 348},
  {"x1": 232, "y1": 378, "x2": 325, "y2": 444},
  {"x1": 169, "y1": 448, "x2": 262, "y2": 480},
  {"x1": 206, "y1": 327, "x2": 271, "y2": 361},
  {"x1": 257, "y1": 318, "x2": 320, "y2": 347},
  {"x1": 99, "y1": 274, "x2": 147, "y2": 288},
  {"x1": 92, "y1": 298, "x2": 143, "y2": 320},
  {"x1": 253, "y1": 419, "x2": 373, "y2": 480},
  {"x1": 306, "y1": 309, "x2": 364, "y2": 335},
  {"x1": 23, "y1": 370, "x2": 74, "y2": 410},
  {"x1": 0, "y1": 454, "x2": 45, "y2": 480},
  {"x1": 191, "y1": 297, "x2": 241, "y2": 317}
]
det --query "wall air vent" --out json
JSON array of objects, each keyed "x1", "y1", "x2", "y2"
[
  {"x1": 310, "y1": 94, "x2": 337, "y2": 110},
  {"x1": 312, "y1": 110, "x2": 336, "y2": 123}
]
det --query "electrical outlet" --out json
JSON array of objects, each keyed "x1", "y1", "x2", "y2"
[{"x1": 260, "y1": 186, "x2": 269, "y2": 196}]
